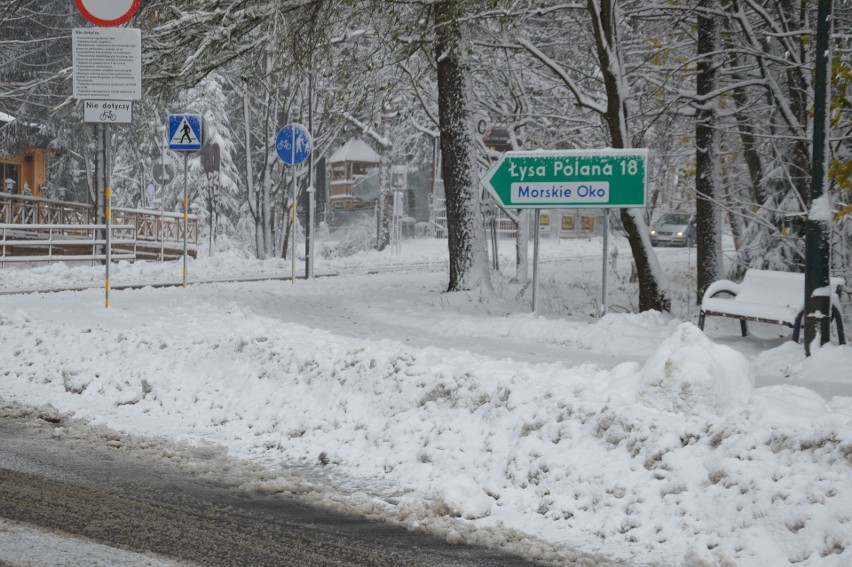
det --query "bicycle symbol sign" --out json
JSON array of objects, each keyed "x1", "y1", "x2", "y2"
[
  {"x1": 276, "y1": 124, "x2": 311, "y2": 165},
  {"x1": 83, "y1": 100, "x2": 132, "y2": 124}
]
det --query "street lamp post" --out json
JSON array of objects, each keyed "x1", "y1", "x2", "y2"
[{"x1": 804, "y1": 0, "x2": 833, "y2": 354}]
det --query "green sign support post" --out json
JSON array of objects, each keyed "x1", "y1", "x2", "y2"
[{"x1": 480, "y1": 149, "x2": 648, "y2": 314}]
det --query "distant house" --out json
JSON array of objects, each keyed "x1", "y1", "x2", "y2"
[
  {"x1": 327, "y1": 138, "x2": 380, "y2": 209},
  {"x1": 1, "y1": 112, "x2": 51, "y2": 198}
]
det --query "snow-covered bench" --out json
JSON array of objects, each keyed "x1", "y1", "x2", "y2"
[{"x1": 698, "y1": 269, "x2": 846, "y2": 344}]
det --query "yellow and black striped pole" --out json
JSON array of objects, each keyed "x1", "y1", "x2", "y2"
[
  {"x1": 183, "y1": 153, "x2": 188, "y2": 288},
  {"x1": 104, "y1": 123, "x2": 111, "y2": 309},
  {"x1": 105, "y1": 183, "x2": 111, "y2": 308}
]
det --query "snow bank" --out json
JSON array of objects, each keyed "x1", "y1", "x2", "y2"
[
  {"x1": 2, "y1": 242, "x2": 851, "y2": 567},
  {"x1": 634, "y1": 323, "x2": 753, "y2": 414},
  {"x1": 433, "y1": 475, "x2": 493, "y2": 520}
]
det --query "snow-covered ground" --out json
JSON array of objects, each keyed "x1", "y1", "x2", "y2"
[
  {"x1": 1, "y1": 236, "x2": 851, "y2": 567},
  {"x1": 0, "y1": 519, "x2": 185, "y2": 567}
]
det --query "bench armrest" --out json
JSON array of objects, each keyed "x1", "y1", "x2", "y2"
[
  {"x1": 702, "y1": 279, "x2": 742, "y2": 304},
  {"x1": 832, "y1": 283, "x2": 845, "y2": 312}
]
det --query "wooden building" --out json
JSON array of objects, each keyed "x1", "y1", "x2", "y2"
[
  {"x1": 328, "y1": 138, "x2": 380, "y2": 209},
  {"x1": 1, "y1": 148, "x2": 51, "y2": 197},
  {"x1": 1, "y1": 113, "x2": 51, "y2": 198}
]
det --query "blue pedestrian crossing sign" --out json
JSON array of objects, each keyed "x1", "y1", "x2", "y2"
[
  {"x1": 168, "y1": 114, "x2": 202, "y2": 152},
  {"x1": 276, "y1": 123, "x2": 312, "y2": 166}
]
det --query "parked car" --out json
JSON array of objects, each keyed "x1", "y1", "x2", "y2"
[{"x1": 649, "y1": 212, "x2": 696, "y2": 246}]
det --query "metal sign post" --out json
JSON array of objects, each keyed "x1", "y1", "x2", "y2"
[
  {"x1": 292, "y1": 164, "x2": 296, "y2": 283},
  {"x1": 73, "y1": 2, "x2": 141, "y2": 309},
  {"x1": 104, "y1": 123, "x2": 111, "y2": 308},
  {"x1": 275, "y1": 124, "x2": 312, "y2": 283},
  {"x1": 168, "y1": 114, "x2": 202, "y2": 288},
  {"x1": 601, "y1": 208, "x2": 609, "y2": 317},
  {"x1": 307, "y1": 185, "x2": 316, "y2": 279},
  {"x1": 481, "y1": 149, "x2": 648, "y2": 314},
  {"x1": 92, "y1": 122, "x2": 106, "y2": 306},
  {"x1": 183, "y1": 153, "x2": 188, "y2": 286},
  {"x1": 532, "y1": 209, "x2": 541, "y2": 313}
]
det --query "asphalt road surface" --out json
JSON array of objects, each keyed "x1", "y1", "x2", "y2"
[{"x1": 0, "y1": 403, "x2": 608, "y2": 567}]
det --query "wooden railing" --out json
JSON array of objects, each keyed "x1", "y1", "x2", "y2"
[
  {"x1": 0, "y1": 193, "x2": 198, "y2": 262},
  {"x1": 0, "y1": 193, "x2": 93, "y2": 225},
  {"x1": 113, "y1": 207, "x2": 197, "y2": 242}
]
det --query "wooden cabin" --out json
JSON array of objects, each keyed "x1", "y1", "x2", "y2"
[
  {"x1": 1, "y1": 113, "x2": 51, "y2": 198},
  {"x1": 328, "y1": 138, "x2": 380, "y2": 209},
  {"x1": 1, "y1": 148, "x2": 51, "y2": 197}
]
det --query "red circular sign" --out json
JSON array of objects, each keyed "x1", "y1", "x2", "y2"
[{"x1": 75, "y1": 0, "x2": 140, "y2": 27}]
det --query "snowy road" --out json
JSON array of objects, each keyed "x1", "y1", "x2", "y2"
[{"x1": 0, "y1": 404, "x2": 560, "y2": 567}]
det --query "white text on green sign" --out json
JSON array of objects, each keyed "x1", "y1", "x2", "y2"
[{"x1": 481, "y1": 149, "x2": 648, "y2": 208}]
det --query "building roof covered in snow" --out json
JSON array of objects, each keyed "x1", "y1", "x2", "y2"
[{"x1": 328, "y1": 138, "x2": 380, "y2": 164}]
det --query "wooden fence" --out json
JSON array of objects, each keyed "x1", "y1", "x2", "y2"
[{"x1": 0, "y1": 193, "x2": 198, "y2": 263}]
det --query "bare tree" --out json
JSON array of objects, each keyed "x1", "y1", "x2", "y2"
[
  {"x1": 517, "y1": 0, "x2": 671, "y2": 312},
  {"x1": 695, "y1": 0, "x2": 724, "y2": 299}
]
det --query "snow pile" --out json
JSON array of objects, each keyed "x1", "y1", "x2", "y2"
[
  {"x1": 629, "y1": 322, "x2": 754, "y2": 414},
  {"x1": 433, "y1": 475, "x2": 493, "y2": 520},
  {"x1": 1, "y1": 242, "x2": 851, "y2": 567}
]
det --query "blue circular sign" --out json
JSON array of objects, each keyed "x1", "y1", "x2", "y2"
[{"x1": 276, "y1": 123, "x2": 312, "y2": 165}]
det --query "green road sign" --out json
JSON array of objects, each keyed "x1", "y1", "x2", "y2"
[{"x1": 481, "y1": 149, "x2": 648, "y2": 208}]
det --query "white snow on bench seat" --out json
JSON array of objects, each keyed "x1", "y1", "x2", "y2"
[
  {"x1": 701, "y1": 297, "x2": 800, "y2": 324},
  {"x1": 700, "y1": 269, "x2": 845, "y2": 328}
]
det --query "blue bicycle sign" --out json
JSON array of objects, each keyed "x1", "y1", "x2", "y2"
[{"x1": 276, "y1": 124, "x2": 311, "y2": 165}]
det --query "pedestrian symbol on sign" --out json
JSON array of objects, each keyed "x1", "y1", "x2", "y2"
[{"x1": 179, "y1": 122, "x2": 193, "y2": 144}]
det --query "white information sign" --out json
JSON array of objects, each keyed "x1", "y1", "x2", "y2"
[
  {"x1": 72, "y1": 28, "x2": 142, "y2": 100},
  {"x1": 83, "y1": 100, "x2": 132, "y2": 123}
]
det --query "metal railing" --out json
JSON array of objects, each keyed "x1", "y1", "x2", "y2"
[{"x1": 1, "y1": 223, "x2": 137, "y2": 267}]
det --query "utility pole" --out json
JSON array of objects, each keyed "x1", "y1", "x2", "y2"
[{"x1": 803, "y1": 0, "x2": 833, "y2": 355}]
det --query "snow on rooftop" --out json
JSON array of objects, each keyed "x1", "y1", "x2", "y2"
[{"x1": 329, "y1": 138, "x2": 381, "y2": 164}]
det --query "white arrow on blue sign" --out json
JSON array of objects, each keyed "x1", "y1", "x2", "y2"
[
  {"x1": 168, "y1": 114, "x2": 202, "y2": 152},
  {"x1": 276, "y1": 123, "x2": 312, "y2": 166}
]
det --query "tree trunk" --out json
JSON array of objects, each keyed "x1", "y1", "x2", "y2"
[
  {"x1": 780, "y1": 0, "x2": 812, "y2": 213},
  {"x1": 243, "y1": 96, "x2": 263, "y2": 258},
  {"x1": 587, "y1": 0, "x2": 669, "y2": 312},
  {"x1": 433, "y1": 0, "x2": 491, "y2": 292},
  {"x1": 376, "y1": 122, "x2": 391, "y2": 251},
  {"x1": 695, "y1": 0, "x2": 724, "y2": 301}
]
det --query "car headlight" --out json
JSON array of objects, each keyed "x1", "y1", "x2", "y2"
[
  {"x1": 676, "y1": 231, "x2": 684, "y2": 237},
  {"x1": 650, "y1": 229, "x2": 656, "y2": 235}
]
